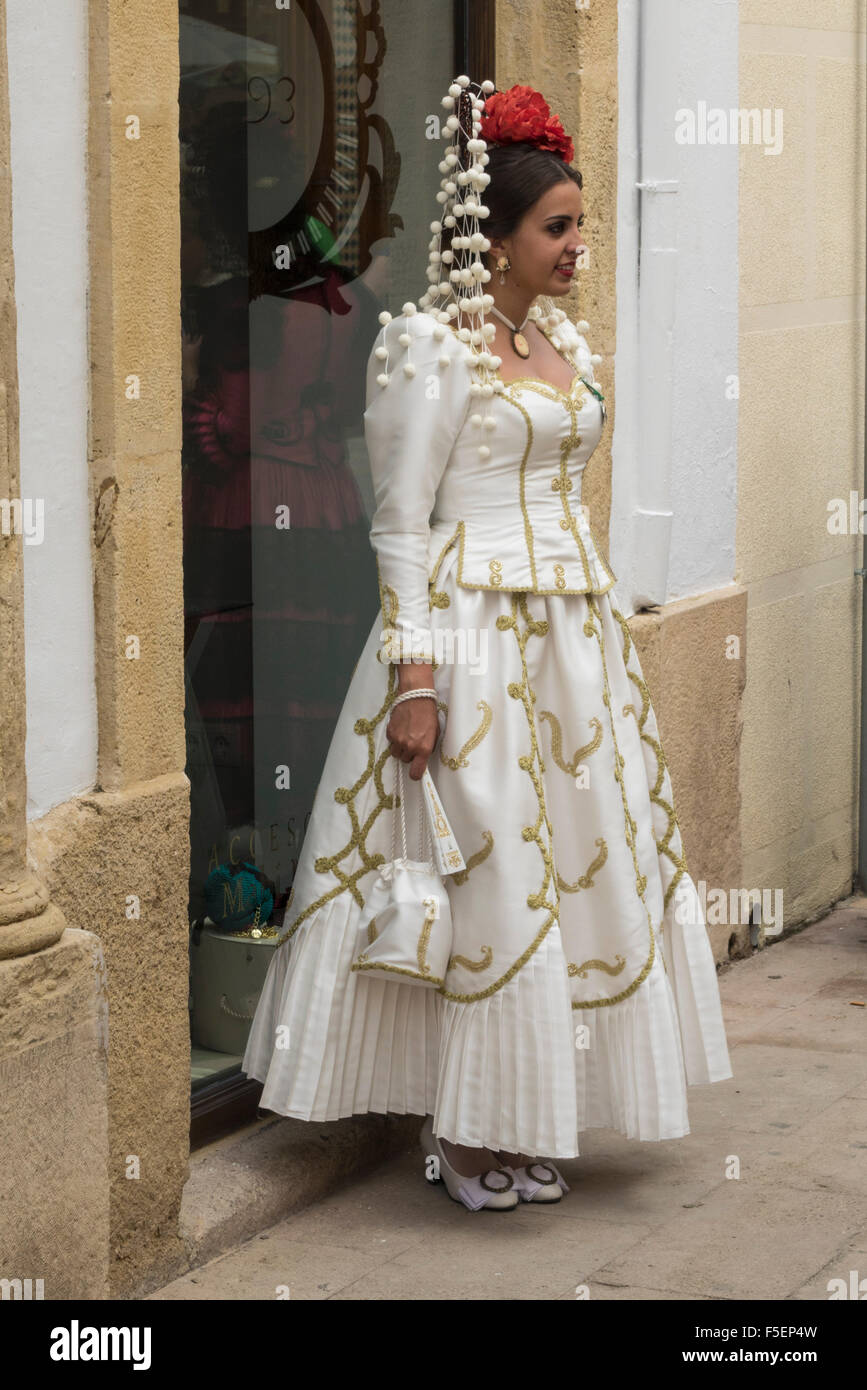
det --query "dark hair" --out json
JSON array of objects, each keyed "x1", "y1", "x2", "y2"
[
  {"x1": 433, "y1": 95, "x2": 583, "y2": 309},
  {"x1": 438, "y1": 138, "x2": 582, "y2": 289},
  {"x1": 482, "y1": 142, "x2": 583, "y2": 263}
]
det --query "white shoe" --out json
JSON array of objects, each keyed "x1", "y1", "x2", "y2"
[
  {"x1": 491, "y1": 1151, "x2": 570, "y2": 1203},
  {"x1": 419, "y1": 1115, "x2": 518, "y2": 1211}
]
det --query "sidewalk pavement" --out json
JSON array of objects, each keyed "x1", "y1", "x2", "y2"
[{"x1": 150, "y1": 895, "x2": 867, "y2": 1301}]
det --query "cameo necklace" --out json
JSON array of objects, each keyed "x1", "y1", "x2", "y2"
[{"x1": 489, "y1": 304, "x2": 532, "y2": 360}]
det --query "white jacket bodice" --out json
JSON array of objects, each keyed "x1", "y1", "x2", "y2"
[{"x1": 363, "y1": 308, "x2": 616, "y2": 662}]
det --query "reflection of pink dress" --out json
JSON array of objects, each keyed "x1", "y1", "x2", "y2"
[{"x1": 183, "y1": 273, "x2": 379, "y2": 860}]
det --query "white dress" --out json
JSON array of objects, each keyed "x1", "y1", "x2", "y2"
[{"x1": 242, "y1": 307, "x2": 732, "y2": 1159}]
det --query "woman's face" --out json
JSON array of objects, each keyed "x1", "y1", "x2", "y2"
[{"x1": 490, "y1": 180, "x2": 586, "y2": 297}]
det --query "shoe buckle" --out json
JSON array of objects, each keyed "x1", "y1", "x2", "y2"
[
  {"x1": 526, "y1": 1163, "x2": 557, "y2": 1186},
  {"x1": 479, "y1": 1168, "x2": 514, "y2": 1194}
]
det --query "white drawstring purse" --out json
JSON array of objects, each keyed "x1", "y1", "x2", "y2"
[{"x1": 350, "y1": 759, "x2": 465, "y2": 988}]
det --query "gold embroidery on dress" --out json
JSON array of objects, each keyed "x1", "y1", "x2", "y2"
[
  {"x1": 448, "y1": 944, "x2": 494, "y2": 973},
  {"x1": 373, "y1": 561, "x2": 409, "y2": 663},
  {"x1": 500, "y1": 343, "x2": 597, "y2": 588},
  {"x1": 454, "y1": 391, "x2": 617, "y2": 594},
  {"x1": 429, "y1": 525, "x2": 461, "y2": 590},
  {"x1": 440, "y1": 593, "x2": 559, "y2": 1003},
  {"x1": 441, "y1": 316, "x2": 618, "y2": 594},
  {"x1": 554, "y1": 418, "x2": 596, "y2": 582},
  {"x1": 503, "y1": 375, "x2": 589, "y2": 407},
  {"x1": 452, "y1": 517, "x2": 616, "y2": 596},
  {"x1": 382, "y1": 585, "x2": 398, "y2": 626},
  {"x1": 497, "y1": 395, "x2": 539, "y2": 587},
  {"x1": 511, "y1": 378, "x2": 602, "y2": 590},
  {"x1": 374, "y1": 557, "x2": 400, "y2": 630},
  {"x1": 439, "y1": 699, "x2": 493, "y2": 770},
  {"x1": 611, "y1": 606, "x2": 689, "y2": 913},
  {"x1": 568, "y1": 953, "x2": 626, "y2": 978},
  {"x1": 351, "y1": 959, "x2": 445, "y2": 987},
  {"x1": 450, "y1": 828, "x2": 494, "y2": 884},
  {"x1": 489, "y1": 558, "x2": 504, "y2": 586},
  {"x1": 539, "y1": 709, "x2": 604, "y2": 778},
  {"x1": 417, "y1": 896, "x2": 438, "y2": 976},
  {"x1": 275, "y1": 668, "x2": 399, "y2": 949},
  {"x1": 556, "y1": 836, "x2": 608, "y2": 893},
  {"x1": 570, "y1": 594, "x2": 660, "y2": 1005},
  {"x1": 355, "y1": 919, "x2": 381, "y2": 964}
]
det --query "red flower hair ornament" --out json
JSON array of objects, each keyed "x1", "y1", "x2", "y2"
[
  {"x1": 369, "y1": 74, "x2": 603, "y2": 415},
  {"x1": 479, "y1": 84, "x2": 575, "y2": 165}
]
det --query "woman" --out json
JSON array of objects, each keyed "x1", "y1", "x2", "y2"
[{"x1": 242, "y1": 77, "x2": 732, "y2": 1213}]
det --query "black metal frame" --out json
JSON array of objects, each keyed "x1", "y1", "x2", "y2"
[{"x1": 454, "y1": 0, "x2": 496, "y2": 84}]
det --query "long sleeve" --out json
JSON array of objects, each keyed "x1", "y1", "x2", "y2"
[{"x1": 363, "y1": 312, "x2": 473, "y2": 664}]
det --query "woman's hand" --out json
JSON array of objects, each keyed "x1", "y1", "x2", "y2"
[{"x1": 386, "y1": 663, "x2": 439, "y2": 781}]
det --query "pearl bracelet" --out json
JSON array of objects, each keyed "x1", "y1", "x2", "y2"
[{"x1": 392, "y1": 687, "x2": 437, "y2": 706}]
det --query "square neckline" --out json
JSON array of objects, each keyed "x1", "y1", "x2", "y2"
[
  {"x1": 487, "y1": 316, "x2": 588, "y2": 400},
  {"x1": 495, "y1": 318, "x2": 582, "y2": 397}
]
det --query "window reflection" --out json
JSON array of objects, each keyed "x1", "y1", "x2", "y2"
[{"x1": 179, "y1": 0, "x2": 454, "y2": 1089}]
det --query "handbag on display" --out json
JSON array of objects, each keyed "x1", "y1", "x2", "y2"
[
  {"x1": 202, "y1": 858, "x2": 275, "y2": 931},
  {"x1": 350, "y1": 760, "x2": 465, "y2": 989},
  {"x1": 189, "y1": 903, "x2": 279, "y2": 1057},
  {"x1": 190, "y1": 859, "x2": 279, "y2": 1056}
]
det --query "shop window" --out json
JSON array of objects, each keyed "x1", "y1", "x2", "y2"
[{"x1": 179, "y1": 0, "x2": 491, "y2": 1140}]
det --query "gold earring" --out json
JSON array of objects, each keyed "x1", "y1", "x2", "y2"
[{"x1": 497, "y1": 254, "x2": 511, "y2": 285}]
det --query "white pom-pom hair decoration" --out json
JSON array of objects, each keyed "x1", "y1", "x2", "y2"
[{"x1": 370, "y1": 75, "x2": 602, "y2": 456}]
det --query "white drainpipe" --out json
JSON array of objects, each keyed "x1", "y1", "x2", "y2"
[{"x1": 610, "y1": 0, "x2": 679, "y2": 618}]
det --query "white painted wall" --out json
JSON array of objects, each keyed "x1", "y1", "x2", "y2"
[
  {"x1": 7, "y1": 0, "x2": 97, "y2": 818},
  {"x1": 612, "y1": 0, "x2": 738, "y2": 618}
]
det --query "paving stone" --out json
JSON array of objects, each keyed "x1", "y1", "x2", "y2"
[
  {"x1": 149, "y1": 896, "x2": 867, "y2": 1302},
  {"x1": 591, "y1": 1169, "x2": 864, "y2": 1300}
]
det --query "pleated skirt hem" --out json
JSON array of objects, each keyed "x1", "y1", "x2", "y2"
[{"x1": 242, "y1": 879, "x2": 732, "y2": 1159}]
